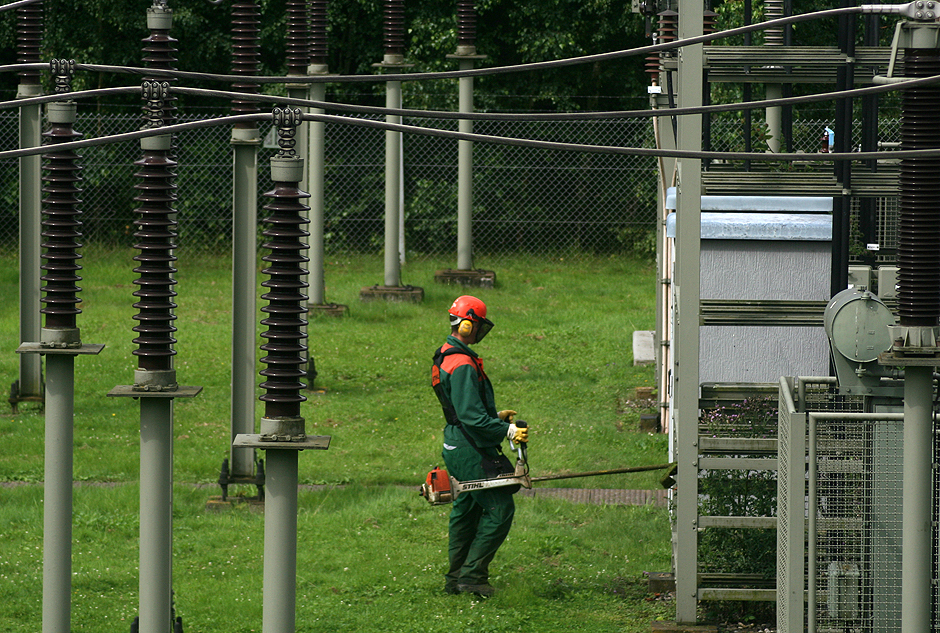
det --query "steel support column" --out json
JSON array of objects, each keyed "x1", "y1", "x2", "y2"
[
  {"x1": 901, "y1": 365, "x2": 932, "y2": 633},
  {"x1": 307, "y1": 79, "x2": 327, "y2": 305},
  {"x1": 16, "y1": 1, "x2": 44, "y2": 402},
  {"x1": 262, "y1": 449, "x2": 299, "y2": 633},
  {"x1": 231, "y1": 136, "x2": 260, "y2": 480},
  {"x1": 18, "y1": 94, "x2": 43, "y2": 399},
  {"x1": 674, "y1": 0, "x2": 703, "y2": 623},
  {"x1": 229, "y1": 0, "x2": 263, "y2": 484},
  {"x1": 384, "y1": 78, "x2": 403, "y2": 286},
  {"x1": 139, "y1": 397, "x2": 174, "y2": 633},
  {"x1": 456, "y1": 58, "x2": 475, "y2": 271}
]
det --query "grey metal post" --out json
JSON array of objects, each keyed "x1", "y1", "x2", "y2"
[
  {"x1": 139, "y1": 397, "x2": 174, "y2": 633},
  {"x1": 307, "y1": 1, "x2": 329, "y2": 305},
  {"x1": 263, "y1": 449, "x2": 299, "y2": 633},
  {"x1": 384, "y1": 78, "x2": 403, "y2": 287},
  {"x1": 43, "y1": 353, "x2": 73, "y2": 632},
  {"x1": 229, "y1": 0, "x2": 263, "y2": 483},
  {"x1": 674, "y1": 0, "x2": 704, "y2": 623},
  {"x1": 360, "y1": 2, "x2": 423, "y2": 302},
  {"x1": 456, "y1": 58, "x2": 475, "y2": 270},
  {"x1": 231, "y1": 132, "x2": 260, "y2": 480},
  {"x1": 307, "y1": 78, "x2": 327, "y2": 305},
  {"x1": 19, "y1": 90, "x2": 43, "y2": 399},
  {"x1": 16, "y1": 1, "x2": 43, "y2": 402},
  {"x1": 902, "y1": 365, "x2": 932, "y2": 633},
  {"x1": 764, "y1": 0, "x2": 784, "y2": 153}
]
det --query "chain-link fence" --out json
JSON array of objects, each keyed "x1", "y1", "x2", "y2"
[
  {"x1": 0, "y1": 107, "x2": 904, "y2": 259},
  {"x1": 0, "y1": 108, "x2": 660, "y2": 260}
]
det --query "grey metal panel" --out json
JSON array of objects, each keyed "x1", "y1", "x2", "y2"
[
  {"x1": 665, "y1": 187, "x2": 834, "y2": 212},
  {"x1": 700, "y1": 325, "x2": 830, "y2": 384},
  {"x1": 666, "y1": 212, "x2": 832, "y2": 241},
  {"x1": 700, "y1": 241, "x2": 831, "y2": 301}
]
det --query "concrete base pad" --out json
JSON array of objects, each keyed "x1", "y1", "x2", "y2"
[
  {"x1": 205, "y1": 495, "x2": 264, "y2": 512},
  {"x1": 359, "y1": 285, "x2": 425, "y2": 302},
  {"x1": 308, "y1": 303, "x2": 349, "y2": 317},
  {"x1": 433, "y1": 269, "x2": 496, "y2": 288}
]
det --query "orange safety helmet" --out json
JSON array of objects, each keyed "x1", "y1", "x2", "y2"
[{"x1": 448, "y1": 295, "x2": 494, "y2": 342}]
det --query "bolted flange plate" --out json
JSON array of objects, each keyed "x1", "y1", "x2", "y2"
[
  {"x1": 107, "y1": 385, "x2": 203, "y2": 398},
  {"x1": 17, "y1": 343, "x2": 105, "y2": 356},
  {"x1": 233, "y1": 433, "x2": 331, "y2": 451}
]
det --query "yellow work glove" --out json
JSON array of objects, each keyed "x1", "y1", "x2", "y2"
[
  {"x1": 498, "y1": 409, "x2": 517, "y2": 423},
  {"x1": 506, "y1": 423, "x2": 528, "y2": 444}
]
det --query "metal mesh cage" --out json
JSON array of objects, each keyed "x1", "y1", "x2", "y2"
[{"x1": 778, "y1": 377, "x2": 904, "y2": 633}]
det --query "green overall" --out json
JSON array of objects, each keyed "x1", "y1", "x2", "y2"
[{"x1": 432, "y1": 336, "x2": 514, "y2": 590}]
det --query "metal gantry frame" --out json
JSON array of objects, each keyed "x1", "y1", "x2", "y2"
[{"x1": 665, "y1": 2, "x2": 940, "y2": 628}]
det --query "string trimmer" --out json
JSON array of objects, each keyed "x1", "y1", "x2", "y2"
[{"x1": 419, "y1": 427, "x2": 673, "y2": 505}]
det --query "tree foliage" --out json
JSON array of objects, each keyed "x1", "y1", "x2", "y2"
[{"x1": 0, "y1": 0, "x2": 651, "y2": 112}]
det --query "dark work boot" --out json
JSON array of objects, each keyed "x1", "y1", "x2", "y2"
[{"x1": 457, "y1": 582, "x2": 496, "y2": 597}]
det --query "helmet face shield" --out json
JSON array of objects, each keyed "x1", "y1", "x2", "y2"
[
  {"x1": 467, "y1": 308, "x2": 494, "y2": 342},
  {"x1": 473, "y1": 315, "x2": 494, "y2": 342}
]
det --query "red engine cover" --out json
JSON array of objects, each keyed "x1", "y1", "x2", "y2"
[{"x1": 425, "y1": 466, "x2": 451, "y2": 493}]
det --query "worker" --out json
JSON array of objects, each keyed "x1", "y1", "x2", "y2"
[{"x1": 431, "y1": 295, "x2": 530, "y2": 597}]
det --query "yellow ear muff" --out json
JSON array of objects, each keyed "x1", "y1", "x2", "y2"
[{"x1": 458, "y1": 319, "x2": 473, "y2": 337}]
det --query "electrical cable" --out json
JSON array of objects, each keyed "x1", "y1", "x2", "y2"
[
  {"x1": 4, "y1": 73, "x2": 940, "y2": 123},
  {"x1": 0, "y1": 5, "x2": 903, "y2": 86},
  {"x1": 3, "y1": 105, "x2": 940, "y2": 163},
  {"x1": 0, "y1": 0, "x2": 42, "y2": 12}
]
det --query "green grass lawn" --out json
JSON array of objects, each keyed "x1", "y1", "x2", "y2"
[{"x1": 0, "y1": 249, "x2": 673, "y2": 632}]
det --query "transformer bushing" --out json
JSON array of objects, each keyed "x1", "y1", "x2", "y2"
[
  {"x1": 41, "y1": 61, "x2": 83, "y2": 340},
  {"x1": 107, "y1": 78, "x2": 200, "y2": 633},
  {"x1": 874, "y1": 16, "x2": 940, "y2": 633},
  {"x1": 16, "y1": 1, "x2": 42, "y2": 88},
  {"x1": 16, "y1": 59, "x2": 104, "y2": 633},
  {"x1": 232, "y1": 108, "x2": 330, "y2": 633},
  {"x1": 435, "y1": 1, "x2": 493, "y2": 287},
  {"x1": 308, "y1": 0, "x2": 328, "y2": 68},
  {"x1": 286, "y1": 0, "x2": 308, "y2": 76},
  {"x1": 231, "y1": 0, "x2": 262, "y2": 119},
  {"x1": 133, "y1": 80, "x2": 179, "y2": 383},
  {"x1": 259, "y1": 107, "x2": 310, "y2": 424}
]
